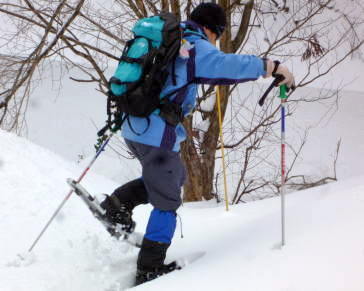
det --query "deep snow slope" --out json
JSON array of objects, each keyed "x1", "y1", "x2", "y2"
[
  {"x1": 1, "y1": 130, "x2": 364, "y2": 291},
  {"x1": 0, "y1": 130, "x2": 141, "y2": 290}
]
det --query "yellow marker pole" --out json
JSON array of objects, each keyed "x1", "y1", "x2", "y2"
[{"x1": 216, "y1": 86, "x2": 229, "y2": 211}]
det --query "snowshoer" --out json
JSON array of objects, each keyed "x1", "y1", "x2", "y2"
[{"x1": 100, "y1": 3, "x2": 295, "y2": 285}]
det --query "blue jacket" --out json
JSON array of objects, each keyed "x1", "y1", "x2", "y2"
[{"x1": 122, "y1": 21, "x2": 266, "y2": 151}]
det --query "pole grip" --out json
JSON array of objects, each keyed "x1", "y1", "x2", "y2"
[
  {"x1": 258, "y1": 75, "x2": 285, "y2": 106},
  {"x1": 279, "y1": 84, "x2": 288, "y2": 99}
]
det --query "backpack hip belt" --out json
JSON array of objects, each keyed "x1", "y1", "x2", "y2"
[{"x1": 158, "y1": 100, "x2": 184, "y2": 127}]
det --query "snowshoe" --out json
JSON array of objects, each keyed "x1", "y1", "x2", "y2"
[
  {"x1": 135, "y1": 251, "x2": 205, "y2": 286},
  {"x1": 135, "y1": 261, "x2": 180, "y2": 285},
  {"x1": 66, "y1": 178, "x2": 142, "y2": 248}
]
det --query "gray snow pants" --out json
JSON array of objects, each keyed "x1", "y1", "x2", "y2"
[{"x1": 125, "y1": 139, "x2": 186, "y2": 211}]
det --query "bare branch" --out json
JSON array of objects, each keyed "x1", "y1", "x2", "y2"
[{"x1": 232, "y1": 0, "x2": 254, "y2": 52}]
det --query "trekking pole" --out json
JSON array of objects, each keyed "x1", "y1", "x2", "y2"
[
  {"x1": 216, "y1": 86, "x2": 229, "y2": 212},
  {"x1": 259, "y1": 77, "x2": 292, "y2": 247},
  {"x1": 279, "y1": 85, "x2": 288, "y2": 247},
  {"x1": 27, "y1": 133, "x2": 114, "y2": 253}
]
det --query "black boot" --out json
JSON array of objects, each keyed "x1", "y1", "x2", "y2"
[
  {"x1": 135, "y1": 238, "x2": 177, "y2": 285},
  {"x1": 100, "y1": 195, "x2": 136, "y2": 234},
  {"x1": 100, "y1": 179, "x2": 148, "y2": 234}
]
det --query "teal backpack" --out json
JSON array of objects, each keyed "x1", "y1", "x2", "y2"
[{"x1": 98, "y1": 13, "x2": 182, "y2": 137}]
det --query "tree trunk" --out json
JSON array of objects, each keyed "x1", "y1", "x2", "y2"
[{"x1": 181, "y1": 117, "x2": 204, "y2": 201}]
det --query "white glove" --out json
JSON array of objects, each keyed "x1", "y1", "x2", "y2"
[{"x1": 264, "y1": 59, "x2": 295, "y2": 89}]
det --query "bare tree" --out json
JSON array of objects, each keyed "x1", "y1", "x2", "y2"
[{"x1": 0, "y1": 0, "x2": 362, "y2": 202}]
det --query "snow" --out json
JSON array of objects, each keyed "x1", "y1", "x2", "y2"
[
  {"x1": 289, "y1": 87, "x2": 364, "y2": 180},
  {"x1": 0, "y1": 130, "x2": 139, "y2": 290},
  {"x1": 1, "y1": 129, "x2": 364, "y2": 291}
]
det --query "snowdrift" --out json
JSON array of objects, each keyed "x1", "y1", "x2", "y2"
[{"x1": 1, "y1": 130, "x2": 364, "y2": 291}]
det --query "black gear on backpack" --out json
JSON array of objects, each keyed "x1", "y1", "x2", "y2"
[{"x1": 97, "y1": 13, "x2": 184, "y2": 139}]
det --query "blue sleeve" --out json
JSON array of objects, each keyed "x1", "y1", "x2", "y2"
[{"x1": 192, "y1": 39, "x2": 266, "y2": 85}]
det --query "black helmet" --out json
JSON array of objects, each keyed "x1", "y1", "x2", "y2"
[{"x1": 190, "y1": 3, "x2": 226, "y2": 38}]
